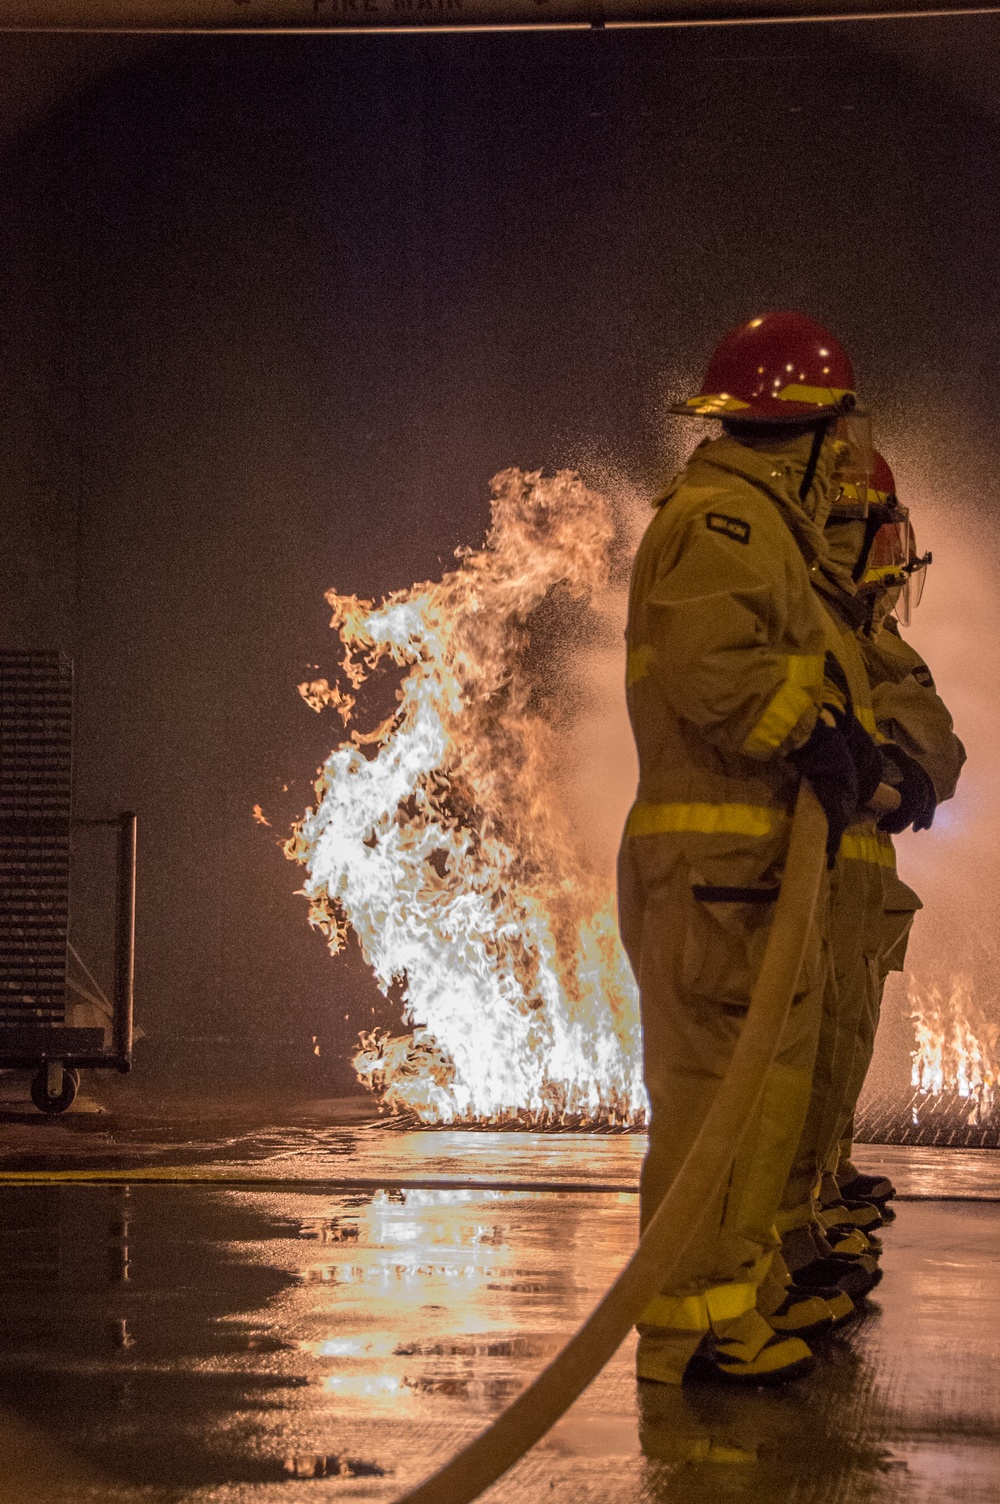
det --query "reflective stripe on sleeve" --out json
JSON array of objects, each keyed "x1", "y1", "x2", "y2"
[
  {"x1": 626, "y1": 802, "x2": 781, "y2": 839},
  {"x1": 626, "y1": 645, "x2": 656, "y2": 687},
  {"x1": 741, "y1": 653, "x2": 824, "y2": 757},
  {"x1": 839, "y1": 831, "x2": 896, "y2": 866}
]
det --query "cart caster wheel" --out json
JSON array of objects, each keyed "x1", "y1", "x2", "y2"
[{"x1": 30, "y1": 1064, "x2": 80, "y2": 1115}]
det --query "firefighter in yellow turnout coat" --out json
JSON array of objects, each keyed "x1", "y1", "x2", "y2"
[
  {"x1": 773, "y1": 462, "x2": 964, "y2": 1298},
  {"x1": 827, "y1": 473, "x2": 965, "y2": 1203},
  {"x1": 618, "y1": 314, "x2": 883, "y2": 1387},
  {"x1": 827, "y1": 624, "x2": 965, "y2": 1201},
  {"x1": 771, "y1": 523, "x2": 895, "y2": 1298}
]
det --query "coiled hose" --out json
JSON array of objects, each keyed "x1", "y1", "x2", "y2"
[{"x1": 395, "y1": 781, "x2": 828, "y2": 1504}]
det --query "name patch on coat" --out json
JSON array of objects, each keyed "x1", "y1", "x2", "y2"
[
  {"x1": 705, "y1": 512, "x2": 751, "y2": 545},
  {"x1": 912, "y1": 665, "x2": 935, "y2": 689}
]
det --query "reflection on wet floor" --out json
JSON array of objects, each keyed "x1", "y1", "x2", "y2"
[
  {"x1": 2, "y1": 1102, "x2": 1000, "y2": 1197},
  {"x1": 0, "y1": 1136, "x2": 998, "y2": 1501}
]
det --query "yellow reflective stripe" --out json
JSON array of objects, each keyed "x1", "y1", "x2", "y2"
[
  {"x1": 626, "y1": 645, "x2": 655, "y2": 687},
  {"x1": 639, "y1": 1293, "x2": 708, "y2": 1331},
  {"x1": 775, "y1": 383, "x2": 854, "y2": 406},
  {"x1": 787, "y1": 654, "x2": 825, "y2": 688},
  {"x1": 741, "y1": 653, "x2": 824, "y2": 756},
  {"x1": 639, "y1": 1282, "x2": 756, "y2": 1332},
  {"x1": 856, "y1": 706, "x2": 876, "y2": 735},
  {"x1": 626, "y1": 802, "x2": 781, "y2": 839},
  {"x1": 681, "y1": 393, "x2": 751, "y2": 414},
  {"x1": 683, "y1": 385, "x2": 853, "y2": 414},
  {"x1": 705, "y1": 1282, "x2": 758, "y2": 1323},
  {"x1": 710, "y1": 1445, "x2": 758, "y2": 1465},
  {"x1": 743, "y1": 684, "x2": 814, "y2": 755},
  {"x1": 863, "y1": 564, "x2": 905, "y2": 586},
  {"x1": 840, "y1": 832, "x2": 896, "y2": 867}
]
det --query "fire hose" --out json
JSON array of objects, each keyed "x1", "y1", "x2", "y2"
[{"x1": 395, "y1": 780, "x2": 828, "y2": 1504}]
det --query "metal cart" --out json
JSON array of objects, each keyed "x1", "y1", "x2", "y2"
[{"x1": 0, "y1": 649, "x2": 135, "y2": 1113}]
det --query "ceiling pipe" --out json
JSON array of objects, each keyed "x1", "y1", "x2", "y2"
[{"x1": 4, "y1": 0, "x2": 1000, "y2": 33}]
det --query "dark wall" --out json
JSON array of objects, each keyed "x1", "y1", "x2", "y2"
[{"x1": 1, "y1": 21, "x2": 997, "y2": 1095}]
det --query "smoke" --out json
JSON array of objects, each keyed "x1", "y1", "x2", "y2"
[
  {"x1": 559, "y1": 465, "x2": 646, "y2": 886},
  {"x1": 560, "y1": 417, "x2": 699, "y2": 886}
]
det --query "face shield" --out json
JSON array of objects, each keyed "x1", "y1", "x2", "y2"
[
  {"x1": 828, "y1": 412, "x2": 873, "y2": 519},
  {"x1": 862, "y1": 512, "x2": 932, "y2": 628},
  {"x1": 897, "y1": 518, "x2": 932, "y2": 625}
]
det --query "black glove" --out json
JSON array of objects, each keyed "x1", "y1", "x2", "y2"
[
  {"x1": 877, "y1": 744, "x2": 937, "y2": 834},
  {"x1": 843, "y1": 716, "x2": 884, "y2": 811},
  {"x1": 819, "y1": 650, "x2": 884, "y2": 814},
  {"x1": 788, "y1": 716, "x2": 859, "y2": 867}
]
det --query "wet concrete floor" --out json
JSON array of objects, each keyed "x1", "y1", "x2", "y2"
[{"x1": 1, "y1": 1105, "x2": 998, "y2": 1503}]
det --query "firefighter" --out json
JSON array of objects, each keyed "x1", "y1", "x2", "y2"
[
  {"x1": 823, "y1": 458, "x2": 965, "y2": 1208},
  {"x1": 766, "y1": 458, "x2": 900, "y2": 1307},
  {"x1": 618, "y1": 312, "x2": 882, "y2": 1386},
  {"x1": 770, "y1": 456, "x2": 964, "y2": 1308}
]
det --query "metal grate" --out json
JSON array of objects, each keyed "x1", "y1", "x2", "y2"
[
  {"x1": 0, "y1": 650, "x2": 73, "y2": 1028},
  {"x1": 854, "y1": 1086, "x2": 1000, "y2": 1149}
]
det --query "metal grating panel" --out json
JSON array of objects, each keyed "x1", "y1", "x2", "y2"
[
  {"x1": 855, "y1": 1086, "x2": 1000, "y2": 1149},
  {"x1": 0, "y1": 651, "x2": 73, "y2": 1028}
]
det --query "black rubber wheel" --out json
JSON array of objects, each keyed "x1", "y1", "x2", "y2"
[{"x1": 30, "y1": 1065, "x2": 80, "y2": 1115}]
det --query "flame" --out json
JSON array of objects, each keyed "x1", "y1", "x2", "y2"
[
  {"x1": 909, "y1": 975, "x2": 998, "y2": 1125},
  {"x1": 285, "y1": 469, "x2": 644, "y2": 1127}
]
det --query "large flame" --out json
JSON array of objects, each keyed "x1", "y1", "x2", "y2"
[
  {"x1": 910, "y1": 975, "x2": 998, "y2": 1126},
  {"x1": 285, "y1": 469, "x2": 644, "y2": 1126}
]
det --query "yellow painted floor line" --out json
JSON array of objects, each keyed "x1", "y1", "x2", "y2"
[
  {"x1": 0, "y1": 1168, "x2": 639, "y2": 1192},
  {"x1": 0, "y1": 1168, "x2": 991, "y2": 1200}
]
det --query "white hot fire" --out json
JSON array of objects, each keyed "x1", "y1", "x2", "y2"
[
  {"x1": 286, "y1": 469, "x2": 645, "y2": 1126},
  {"x1": 910, "y1": 975, "x2": 998, "y2": 1126}
]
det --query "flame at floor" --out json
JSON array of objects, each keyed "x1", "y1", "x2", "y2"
[
  {"x1": 286, "y1": 469, "x2": 644, "y2": 1128},
  {"x1": 856, "y1": 975, "x2": 1000, "y2": 1147}
]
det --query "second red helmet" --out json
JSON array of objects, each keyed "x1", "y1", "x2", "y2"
[{"x1": 861, "y1": 451, "x2": 931, "y2": 625}]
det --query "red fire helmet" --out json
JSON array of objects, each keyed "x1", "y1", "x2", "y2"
[
  {"x1": 862, "y1": 452, "x2": 931, "y2": 625},
  {"x1": 868, "y1": 449, "x2": 897, "y2": 504},
  {"x1": 676, "y1": 312, "x2": 859, "y2": 422}
]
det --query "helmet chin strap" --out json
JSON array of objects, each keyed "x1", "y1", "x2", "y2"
[{"x1": 798, "y1": 420, "x2": 831, "y2": 507}]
